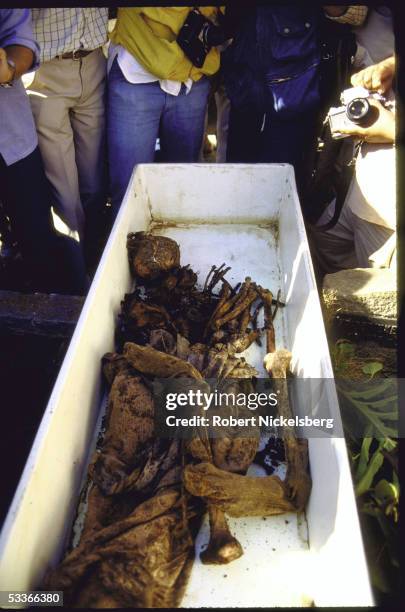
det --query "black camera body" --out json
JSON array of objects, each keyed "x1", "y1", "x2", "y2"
[{"x1": 177, "y1": 8, "x2": 225, "y2": 68}]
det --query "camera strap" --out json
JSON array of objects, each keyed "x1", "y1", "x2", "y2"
[
  {"x1": 303, "y1": 118, "x2": 357, "y2": 228},
  {"x1": 315, "y1": 136, "x2": 362, "y2": 231}
]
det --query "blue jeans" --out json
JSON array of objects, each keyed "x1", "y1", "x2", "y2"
[{"x1": 107, "y1": 58, "x2": 210, "y2": 217}]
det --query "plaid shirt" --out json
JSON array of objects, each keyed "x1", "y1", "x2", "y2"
[
  {"x1": 325, "y1": 6, "x2": 369, "y2": 27},
  {"x1": 31, "y1": 8, "x2": 108, "y2": 62}
]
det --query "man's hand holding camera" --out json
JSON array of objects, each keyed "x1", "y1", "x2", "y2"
[
  {"x1": 336, "y1": 98, "x2": 394, "y2": 143},
  {"x1": 329, "y1": 56, "x2": 395, "y2": 144},
  {"x1": 351, "y1": 55, "x2": 395, "y2": 95}
]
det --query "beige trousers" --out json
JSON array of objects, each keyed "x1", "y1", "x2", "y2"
[
  {"x1": 26, "y1": 48, "x2": 106, "y2": 238},
  {"x1": 308, "y1": 199, "x2": 394, "y2": 278}
]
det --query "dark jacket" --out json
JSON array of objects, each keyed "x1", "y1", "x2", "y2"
[{"x1": 223, "y1": 6, "x2": 354, "y2": 118}]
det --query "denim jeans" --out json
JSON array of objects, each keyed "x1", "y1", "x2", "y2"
[{"x1": 107, "y1": 58, "x2": 210, "y2": 217}]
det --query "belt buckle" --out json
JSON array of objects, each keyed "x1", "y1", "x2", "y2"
[{"x1": 72, "y1": 49, "x2": 81, "y2": 61}]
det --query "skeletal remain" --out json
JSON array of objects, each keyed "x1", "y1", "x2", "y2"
[
  {"x1": 263, "y1": 354, "x2": 311, "y2": 509},
  {"x1": 123, "y1": 342, "x2": 203, "y2": 380},
  {"x1": 127, "y1": 232, "x2": 180, "y2": 280},
  {"x1": 184, "y1": 461, "x2": 298, "y2": 515},
  {"x1": 200, "y1": 506, "x2": 243, "y2": 565},
  {"x1": 48, "y1": 234, "x2": 313, "y2": 606}
]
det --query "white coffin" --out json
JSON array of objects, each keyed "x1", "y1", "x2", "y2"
[{"x1": 0, "y1": 164, "x2": 373, "y2": 607}]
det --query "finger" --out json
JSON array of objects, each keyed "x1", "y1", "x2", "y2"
[
  {"x1": 351, "y1": 75, "x2": 370, "y2": 90},
  {"x1": 350, "y1": 72, "x2": 363, "y2": 87},
  {"x1": 371, "y1": 73, "x2": 383, "y2": 92},
  {"x1": 338, "y1": 127, "x2": 365, "y2": 137},
  {"x1": 0, "y1": 48, "x2": 7, "y2": 63},
  {"x1": 368, "y1": 99, "x2": 384, "y2": 111},
  {"x1": 377, "y1": 74, "x2": 393, "y2": 94}
]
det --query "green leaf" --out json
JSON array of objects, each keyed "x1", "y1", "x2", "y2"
[
  {"x1": 355, "y1": 435, "x2": 373, "y2": 482},
  {"x1": 392, "y1": 469, "x2": 400, "y2": 493},
  {"x1": 374, "y1": 479, "x2": 399, "y2": 505},
  {"x1": 337, "y1": 341, "x2": 355, "y2": 356},
  {"x1": 362, "y1": 362, "x2": 383, "y2": 378},
  {"x1": 339, "y1": 380, "x2": 393, "y2": 400},
  {"x1": 355, "y1": 445, "x2": 384, "y2": 496},
  {"x1": 355, "y1": 395, "x2": 398, "y2": 410},
  {"x1": 340, "y1": 390, "x2": 398, "y2": 440}
]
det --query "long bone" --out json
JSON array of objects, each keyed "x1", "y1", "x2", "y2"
[{"x1": 262, "y1": 296, "x2": 312, "y2": 510}]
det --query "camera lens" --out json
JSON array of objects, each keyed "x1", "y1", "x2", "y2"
[{"x1": 346, "y1": 98, "x2": 370, "y2": 123}]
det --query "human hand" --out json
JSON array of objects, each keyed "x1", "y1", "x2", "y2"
[
  {"x1": 323, "y1": 6, "x2": 347, "y2": 17},
  {"x1": 0, "y1": 48, "x2": 14, "y2": 84},
  {"x1": 337, "y1": 99, "x2": 395, "y2": 143},
  {"x1": 351, "y1": 56, "x2": 395, "y2": 95}
]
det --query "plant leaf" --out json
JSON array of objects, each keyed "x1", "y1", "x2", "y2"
[
  {"x1": 355, "y1": 435, "x2": 373, "y2": 482},
  {"x1": 355, "y1": 445, "x2": 384, "y2": 496},
  {"x1": 362, "y1": 362, "x2": 383, "y2": 378}
]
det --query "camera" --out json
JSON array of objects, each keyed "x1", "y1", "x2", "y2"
[
  {"x1": 177, "y1": 8, "x2": 226, "y2": 68},
  {"x1": 328, "y1": 86, "x2": 386, "y2": 139}
]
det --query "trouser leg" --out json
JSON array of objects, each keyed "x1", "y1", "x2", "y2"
[
  {"x1": 160, "y1": 77, "x2": 210, "y2": 162},
  {"x1": 70, "y1": 49, "x2": 107, "y2": 264},
  {"x1": 215, "y1": 86, "x2": 231, "y2": 163},
  {"x1": 107, "y1": 59, "x2": 163, "y2": 218},
  {"x1": 352, "y1": 215, "x2": 394, "y2": 267},
  {"x1": 26, "y1": 58, "x2": 84, "y2": 237},
  {"x1": 226, "y1": 106, "x2": 262, "y2": 162},
  {"x1": 259, "y1": 112, "x2": 318, "y2": 199},
  {"x1": 0, "y1": 149, "x2": 88, "y2": 295},
  {"x1": 307, "y1": 199, "x2": 358, "y2": 280}
]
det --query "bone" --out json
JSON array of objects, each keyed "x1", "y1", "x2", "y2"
[
  {"x1": 263, "y1": 349, "x2": 312, "y2": 509},
  {"x1": 184, "y1": 462, "x2": 297, "y2": 516},
  {"x1": 200, "y1": 506, "x2": 243, "y2": 565},
  {"x1": 124, "y1": 342, "x2": 203, "y2": 380},
  {"x1": 213, "y1": 287, "x2": 258, "y2": 330}
]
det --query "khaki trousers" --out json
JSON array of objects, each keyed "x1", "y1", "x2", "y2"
[
  {"x1": 308, "y1": 199, "x2": 394, "y2": 278},
  {"x1": 26, "y1": 48, "x2": 106, "y2": 239}
]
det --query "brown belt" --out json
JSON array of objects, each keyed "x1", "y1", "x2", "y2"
[{"x1": 56, "y1": 49, "x2": 96, "y2": 60}]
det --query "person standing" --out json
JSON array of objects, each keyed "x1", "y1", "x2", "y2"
[
  {"x1": 223, "y1": 5, "x2": 365, "y2": 204},
  {"x1": 309, "y1": 7, "x2": 396, "y2": 276},
  {"x1": 107, "y1": 7, "x2": 222, "y2": 217},
  {"x1": 25, "y1": 8, "x2": 108, "y2": 250},
  {"x1": 0, "y1": 8, "x2": 87, "y2": 294}
]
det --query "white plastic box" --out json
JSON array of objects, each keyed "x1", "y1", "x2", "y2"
[{"x1": 0, "y1": 164, "x2": 373, "y2": 607}]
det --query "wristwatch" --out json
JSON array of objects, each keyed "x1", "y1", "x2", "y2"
[{"x1": 0, "y1": 58, "x2": 16, "y2": 88}]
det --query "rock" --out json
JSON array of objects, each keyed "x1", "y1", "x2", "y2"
[{"x1": 322, "y1": 268, "x2": 397, "y2": 327}]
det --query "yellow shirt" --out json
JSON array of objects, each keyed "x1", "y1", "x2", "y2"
[{"x1": 110, "y1": 7, "x2": 221, "y2": 82}]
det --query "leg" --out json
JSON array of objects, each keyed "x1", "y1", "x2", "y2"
[
  {"x1": 26, "y1": 58, "x2": 85, "y2": 237},
  {"x1": 159, "y1": 77, "x2": 210, "y2": 162},
  {"x1": 184, "y1": 462, "x2": 297, "y2": 516},
  {"x1": 200, "y1": 505, "x2": 243, "y2": 565},
  {"x1": 307, "y1": 198, "x2": 359, "y2": 279},
  {"x1": 70, "y1": 49, "x2": 107, "y2": 258},
  {"x1": 259, "y1": 112, "x2": 318, "y2": 198},
  {"x1": 215, "y1": 85, "x2": 231, "y2": 163},
  {"x1": 352, "y1": 214, "x2": 394, "y2": 267},
  {"x1": 0, "y1": 149, "x2": 87, "y2": 295},
  {"x1": 226, "y1": 105, "x2": 262, "y2": 162},
  {"x1": 107, "y1": 59, "x2": 163, "y2": 218}
]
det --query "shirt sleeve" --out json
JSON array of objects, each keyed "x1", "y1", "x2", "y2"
[
  {"x1": 324, "y1": 6, "x2": 369, "y2": 26},
  {"x1": 0, "y1": 9, "x2": 40, "y2": 70}
]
